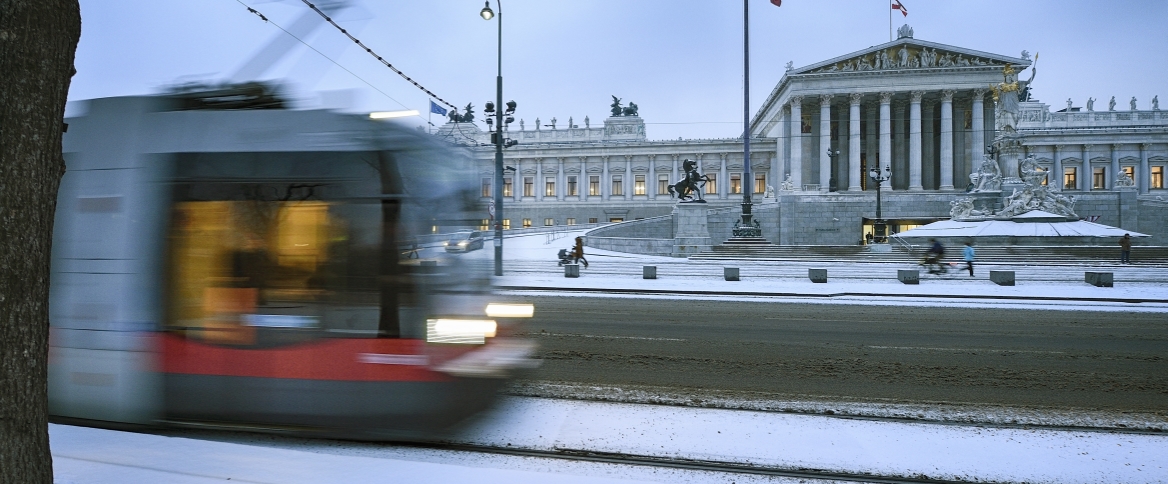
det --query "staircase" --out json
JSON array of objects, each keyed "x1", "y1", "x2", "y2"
[{"x1": 690, "y1": 244, "x2": 1168, "y2": 265}]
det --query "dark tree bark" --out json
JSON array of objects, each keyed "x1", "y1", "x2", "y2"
[{"x1": 0, "y1": 2, "x2": 81, "y2": 483}]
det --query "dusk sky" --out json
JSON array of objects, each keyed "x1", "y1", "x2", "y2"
[{"x1": 68, "y1": 0, "x2": 1167, "y2": 140}]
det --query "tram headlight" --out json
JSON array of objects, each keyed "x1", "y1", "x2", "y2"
[
  {"x1": 485, "y1": 303, "x2": 534, "y2": 318},
  {"x1": 426, "y1": 319, "x2": 497, "y2": 344}
]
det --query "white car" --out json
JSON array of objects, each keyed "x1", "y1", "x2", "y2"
[{"x1": 444, "y1": 231, "x2": 485, "y2": 252}]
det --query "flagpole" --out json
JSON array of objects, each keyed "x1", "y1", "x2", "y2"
[{"x1": 889, "y1": 1, "x2": 892, "y2": 42}]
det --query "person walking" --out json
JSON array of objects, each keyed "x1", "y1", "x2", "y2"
[
  {"x1": 573, "y1": 236, "x2": 588, "y2": 268},
  {"x1": 1119, "y1": 233, "x2": 1132, "y2": 264},
  {"x1": 963, "y1": 241, "x2": 975, "y2": 277}
]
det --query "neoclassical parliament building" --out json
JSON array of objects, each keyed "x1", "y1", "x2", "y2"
[{"x1": 442, "y1": 26, "x2": 1168, "y2": 246}]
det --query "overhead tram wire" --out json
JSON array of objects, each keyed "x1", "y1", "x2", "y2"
[
  {"x1": 234, "y1": 0, "x2": 420, "y2": 117},
  {"x1": 299, "y1": 0, "x2": 457, "y2": 111}
]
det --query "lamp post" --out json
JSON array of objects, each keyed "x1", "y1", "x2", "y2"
[
  {"x1": 481, "y1": 1, "x2": 505, "y2": 276},
  {"x1": 826, "y1": 148, "x2": 840, "y2": 192},
  {"x1": 868, "y1": 166, "x2": 891, "y2": 243}
]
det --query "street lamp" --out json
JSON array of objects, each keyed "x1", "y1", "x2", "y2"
[
  {"x1": 482, "y1": 0, "x2": 505, "y2": 276},
  {"x1": 868, "y1": 166, "x2": 892, "y2": 243},
  {"x1": 826, "y1": 148, "x2": 840, "y2": 192}
]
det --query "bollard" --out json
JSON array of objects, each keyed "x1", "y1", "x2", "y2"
[
  {"x1": 643, "y1": 265, "x2": 657, "y2": 279},
  {"x1": 564, "y1": 263, "x2": 580, "y2": 278},
  {"x1": 989, "y1": 270, "x2": 1015, "y2": 286},
  {"x1": 808, "y1": 269, "x2": 827, "y2": 283},
  {"x1": 897, "y1": 269, "x2": 919, "y2": 285},
  {"x1": 724, "y1": 267, "x2": 739, "y2": 281},
  {"x1": 1085, "y1": 271, "x2": 1113, "y2": 287}
]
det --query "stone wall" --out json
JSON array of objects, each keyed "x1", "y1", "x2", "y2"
[
  {"x1": 585, "y1": 214, "x2": 672, "y2": 238},
  {"x1": 586, "y1": 236, "x2": 675, "y2": 256},
  {"x1": 1136, "y1": 196, "x2": 1168, "y2": 244}
]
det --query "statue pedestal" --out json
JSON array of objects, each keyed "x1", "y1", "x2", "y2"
[{"x1": 672, "y1": 203, "x2": 712, "y2": 257}]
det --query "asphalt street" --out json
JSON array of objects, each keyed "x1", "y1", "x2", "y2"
[{"x1": 508, "y1": 295, "x2": 1168, "y2": 414}]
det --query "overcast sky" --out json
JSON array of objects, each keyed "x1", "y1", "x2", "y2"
[{"x1": 68, "y1": 0, "x2": 1167, "y2": 140}]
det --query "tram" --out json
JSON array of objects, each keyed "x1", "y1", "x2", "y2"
[{"x1": 48, "y1": 85, "x2": 534, "y2": 440}]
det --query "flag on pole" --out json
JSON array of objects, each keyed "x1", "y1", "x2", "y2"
[
  {"x1": 892, "y1": 0, "x2": 908, "y2": 17},
  {"x1": 769, "y1": 0, "x2": 781, "y2": 6},
  {"x1": 430, "y1": 100, "x2": 447, "y2": 116}
]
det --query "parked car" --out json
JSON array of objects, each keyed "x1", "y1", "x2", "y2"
[{"x1": 444, "y1": 231, "x2": 484, "y2": 252}]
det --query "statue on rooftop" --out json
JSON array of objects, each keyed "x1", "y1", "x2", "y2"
[
  {"x1": 1109, "y1": 96, "x2": 1116, "y2": 111},
  {"x1": 1087, "y1": 97, "x2": 1095, "y2": 111},
  {"x1": 1130, "y1": 96, "x2": 1138, "y2": 111},
  {"x1": 1153, "y1": 96, "x2": 1160, "y2": 111},
  {"x1": 585, "y1": 116, "x2": 590, "y2": 128},
  {"x1": 610, "y1": 96, "x2": 623, "y2": 117},
  {"x1": 622, "y1": 102, "x2": 639, "y2": 117}
]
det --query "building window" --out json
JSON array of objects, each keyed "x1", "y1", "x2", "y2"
[
  {"x1": 705, "y1": 173, "x2": 717, "y2": 194},
  {"x1": 612, "y1": 175, "x2": 623, "y2": 196},
  {"x1": 730, "y1": 173, "x2": 742, "y2": 194},
  {"x1": 544, "y1": 218, "x2": 554, "y2": 226},
  {"x1": 503, "y1": 177, "x2": 513, "y2": 197},
  {"x1": 545, "y1": 176, "x2": 556, "y2": 197},
  {"x1": 431, "y1": 225, "x2": 438, "y2": 234},
  {"x1": 566, "y1": 218, "x2": 576, "y2": 225},
  {"x1": 634, "y1": 174, "x2": 646, "y2": 195},
  {"x1": 1064, "y1": 167, "x2": 1077, "y2": 190},
  {"x1": 588, "y1": 217, "x2": 598, "y2": 224},
  {"x1": 1040, "y1": 167, "x2": 1049, "y2": 186},
  {"x1": 481, "y1": 178, "x2": 491, "y2": 198},
  {"x1": 522, "y1": 218, "x2": 532, "y2": 228},
  {"x1": 479, "y1": 219, "x2": 490, "y2": 231},
  {"x1": 658, "y1": 174, "x2": 670, "y2": 195},
  {"x1": 754, "y1": 173, "x2": 766, "y2": 194},
  {"x1": 1092, "y1": 167, "x2": 1106, "y2": 189},
  {"x1": 609, "y1": 217, "x2": 624, "y2": 223},
  {"x1": 589, "y1": 175, "x2": 600, "y2": 196},
  {"x1": 523, "y1": 177, "x2": 534, "y2": 197},
  {"x1": 567, "y1": 175, "x2": 578, "y2": 196},
  {"x1": 1122, "y1": 166, "x2": 1135, "y2": 186},
  {"x1": 502, "y1": 219, "x2": 511, "y2": 230},
  {"x1": 1152, "y1": 166, "x2": 1164, "y2": 189}
]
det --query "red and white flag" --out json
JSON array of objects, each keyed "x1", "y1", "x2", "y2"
[
  {"x1": 770, "y1": 0, "x2": 781, "y2": 6},
  {"x1": 892, "y1": 0, "x2": 908, "y2": 17}
]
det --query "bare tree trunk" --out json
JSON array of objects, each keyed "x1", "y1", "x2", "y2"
[{"x1": 0, "y1": 2, "x2": 81, "y2": 483}]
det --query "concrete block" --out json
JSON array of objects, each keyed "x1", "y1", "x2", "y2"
[
  {"x1": 1085, "y1": 271, "x2": 1113, "y2": 287},
  {"x1": 643, "y1": 265, "x2": 657, "y2": 279},
  {"x1": 897, "y1": 269, "x2": 919, "y2": 285},
  {"x1": 564, "y1": 263, "x2": 580, "y2": 278},
  {"x1": 808, "y1": 268, "x2": 827, "y2": 283},
  {"x1": 724, "y1": 267, "x2": 739, "y2": 281},
  {"x1": 989, "y1": 270, "x2": 1015, "y2": 286}
]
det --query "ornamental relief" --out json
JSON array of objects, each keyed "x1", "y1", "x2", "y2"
[
  {"x1": 808, "y1": 45, "x2": 996, "y2": 74},
  {"x1": 604, "y1": 124, "x2": 646, "y2": 135}
]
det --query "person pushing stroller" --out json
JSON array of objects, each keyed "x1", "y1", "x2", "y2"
[
  {"x1": 557, "y1": 236, "x2": 589, "y2": 268},
  {"x1": 922, "y1": 238, "x2": 947, "y2": 274}
]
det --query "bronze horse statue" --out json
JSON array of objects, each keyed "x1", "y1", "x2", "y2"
[{"x1": 668, "y1": 159, "x2": 710, "y2": 202}]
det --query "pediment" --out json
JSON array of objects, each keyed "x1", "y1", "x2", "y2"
[{"x1": 790, "y1": 37, "x2": 1029, "y2": 75}]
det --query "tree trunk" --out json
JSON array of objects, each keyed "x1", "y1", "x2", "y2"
[{"x1": 0, "y1": 2, "x2": 81, "y2": 483}]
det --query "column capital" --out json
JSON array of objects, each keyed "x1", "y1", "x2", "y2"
[
  {"x1": 849, "y1": 92, "x2": 863, "y2": 105},
  {"x1": 648, "y1": 154, "x2": 657, "y2": 161},
  {"x1": 1083, "y1": 144, "x2": 1093, "y2": 151},
  {"x1": 941, "y1": 90, "x2": 956, "y2": 102},
  {"x1": 910, "y1": 90, "x2": 924, "y2": 103},
  {"x1": 819, "y1": 93, "x2": 835, "y2": 104},
  {"x1": 972, "y1": 88, "x2": 988, "y2": 98},
  {"x1": 879, "y1": 92, "x2": 893, "y2": 104},
  {"x1": 1112, "y1": 143, "x2": 1122, "y2": 150},
  {"x1": 1055, "y1": 144, "x2": 1067, "y2": 151},
  {"x1": 1142, "y1": 143, "x2": 1152, "y2": 150},
  {"x1": 789, "y1": 95, "x2": 803, "y2": 105}
]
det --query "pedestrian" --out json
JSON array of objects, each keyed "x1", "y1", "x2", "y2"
[
  {"x1": 573, "y1": 236, "x2": 588, "y2": 268},
  {"x1": 1119, "y1": 233, "x2": 1132, "y2": 264},
  {"x1": 923, "y1": 238, "x2": 946, "y2": 274},
  {"x1": 963, "y1": 241, "x2": 975, "y2": 277}
]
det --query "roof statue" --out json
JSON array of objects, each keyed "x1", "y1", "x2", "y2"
[
  {"x1": 897, "y1": 24, "x2": 913, "y2": 39},
  {"x1": 610, "y1": 96, "x2": 622, "y2": 117},
  {"x1": 622, "y1": 102, "x2": 639, "y2": 117}
]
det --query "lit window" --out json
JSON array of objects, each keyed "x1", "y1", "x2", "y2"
[
  {"x1": 544, "y1": 218, "x2": 554, "y2": 226},
  {"x1": 658, "y1": 174, "x2": 670, "y2": 195},
  {"x1": 431, "y1": 225, "x2": 438, "y2": 234},
  {"x1": 1093, "y1": 167, "x2": 1106, "y2": 189},
  {"x1": 503, "y1": 177, "x2": 513, "y2": 197},
  {"x1": 730, "y1": 173, "x2": 742, "y2": 194},
  {"x1": 522, "y1": 218, "x2": 531, "y2": 228},
  {"x1": 612, "y1": 175, "x2": 623, "y2": 196},
  {"x1": 481, "y1": 178, "x2": 491, "y2": 198},
  {"x1": 523, "y1": 177, "x2": 534, "y2": 197},
  {"x1": 545, "y1": 176, "x2": 555, "y2": 197},
  {"x1": 479, "y1": 219, "x2": 489, "y2": 231},
  {"x1": 1040, "y1": 166, "x2": 1048, "y2": 185},
  {"x1": 705, "y1": 173, "x2": 717, "y2": 194},
  {"x1": 589, "y1": 175, "x2": 600, "y2": 196},
  {"x1": 567, "y1": 176, "x2": 578, "y2": 196},
  {"x1": 1064, "y1": 167, "x2": 1077, "y2": 190},
  {"x1": 609, "y1": 217, "x2": 624, "y2": 223},
  {"x1": 502, "y1": 219, "x2": 511, "y2": 230},
  {"x1": 1152, "y1": 166, "x2": 1164, "y2": 189},
  {"x1": 755, "y1": 173, "x2": 766, "y2": 193},
  {"x1": 588, "y1": 218, "x2": 598, "y2": 224},
  {"x1": 634, "y1": 174, "x2": 646, "y2": 195},
  {"x1": 566, "y1": 218, "x2": 576, "y2": 225}
]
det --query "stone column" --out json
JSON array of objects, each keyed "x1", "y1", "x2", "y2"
[
  {"x1": 865, "y1": 99, "x2": 877, "y2": 190},
  {"x1": 940, "y1": 90, "x2": 955, "y2": 190},
  {"x1": 1082, "y1": 145, "x2": 1091, "y2": 190},
  {"x1": 848, "y1": 93, "x2": 862, "y2": 191},
  {"x1": 535, "y1": 158, "x2": 544, "y2": 201},
  {"x1": 1140, "y1": 143, "x2": 1151, "y2": 193},
  {"x1": 971, "y1": 89, "x2": 986, "y2": 168},
  {"x1": 672, "y1": 154, "x2": 680, "y2": 186},
  {"x1": 922, "y1": 98, "x2": 935, "y2": 189},
  {"x1": 789, "y1": 96, "x2": 803, "y2": 190},
  {"x1": 624, "y1": 155, "x2": 633, "y2": 200},
  {"x1": 909, "y1": 91, "x2": 924, "y2": 190},
  {"x1": 879, "y1": 92, "x2": 892, "y2": 190},
  {"x1": 648, "y1": 154, "x2": 657, "y2": 198},
  {"x1": 1053, "y1": 145, "x2": 1064, "y2": 190},
  {"x1": 580, "y1": 157, "x2": 588, "y2": 202},
  {"x1": 602, "y1": 155, "x2": 609, "y2": 201},
  {"x1": 719, "y1": 153, "x2": 728, "y2": 199},
  {"x1": 774, "y1": 108, "x2": 786, "y2": 185},
  {"x1": 820, "y1": 94, "x2": 833, "y2": 191},
  {"x1": 514, "y1": 159, "x2": 522, "y2": 203},
  {"x1": 556, "y1": 157, "x2": 565, "y2": 201},
  {"x1": 1110, "y1": 144, "x2": 1120, "y2": 190}
]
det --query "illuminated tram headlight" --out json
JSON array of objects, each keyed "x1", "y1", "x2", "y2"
[
  {"x1": 427, "y1": 319, "x2": 497, "y2": 344},
  {"x1": 485, "y1": 303, "x2": 534, "y2": 318}
]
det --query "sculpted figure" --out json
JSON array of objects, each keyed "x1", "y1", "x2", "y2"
[
  {"x1": 785, "y1": 61, "x2": 794, "y2": 71},
  {"x1": 974, "y1": 157, "x2": 1003, "y2": 191},
  {"x1": 1130, "y1": 96, "x2": 1138, "y2": 111},
  {"x1": 549, "y1": 117, "x2": 556, "y2": 129},
  {"x1": 623, "y1": 102, "x2": 639, "y2": 116},
  {"x1": 897, "y1": 46, "x2": 909, "y2": 67},
  {"x1": 764, "y1": 184, "x2": 775, "y2": 198},
  {"x1": 991, "y1": 64, "x2": 1022, "y2": 132},
  {"x1": 568, "y1": 116, "x2": 574, "y2": 128},
  {"x1": 1154, "y1": 96, "x2": 1160, "y2": 111},
  {"x1": 1109, "y1": 96, "x2": 1116, "y2": 111},
  {"x1": 448, "y1": 109, "x2": 461, "y2": 123},
  {"x1": 519, "y1": 119, "x2": 525, "y2": 130},
  {"x1": 950, "y1": 198, "x2": 975, "y2": 220},
  {"x1": 1115, "y1": 171, "x2": 1136, "y2": 188},
  {"x1": 535, "y1": 117, "x2": 540, "y2": 130},
  {"x1": 584, "y1": 116, "x2": 590, "y2": 128},
  {"x1": 858, "y1": 56, "x2": 872, "y2": 71},
  {"x1": 610, "y1": 96, "x2": 623, "y2": 117},
  {"x1": 1087, "y1": 97, "x2": 1095, "y2": 111},
  {"x1": 780, "y1": 174, "x2": 794, "y2": 191},
  {"x1": 1018, "y1": 155, "x2": 1045, "y2": 186},
  {"x1": 1067, "y1": 98, "x2": 1073, "y2": 111},
  {"x1": 668, "y1": 159, "x2": 711, "y2": 202}
]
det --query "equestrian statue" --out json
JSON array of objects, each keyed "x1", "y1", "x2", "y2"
[{"x1": 667, "y1": 159, "x2": 711, "y2": 203}]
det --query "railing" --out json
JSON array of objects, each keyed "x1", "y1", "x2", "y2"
[
  {"x1": 1018, "y1": 108, "x2": 1166, "y2": 129},
  {"x1": 889, "y1": 234, "x2": 915, "y2": 253}
]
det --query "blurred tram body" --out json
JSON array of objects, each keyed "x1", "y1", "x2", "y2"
[{"x1": 49, "y1": 87, "x2": 533, "y2": 440}]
